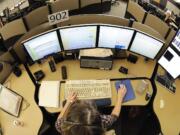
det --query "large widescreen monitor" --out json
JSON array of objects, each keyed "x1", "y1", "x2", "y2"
[
  {"x1": 98, "y1": 25, "x2": 134, "y2": 49},
  {"x1": 130, "y1": 31, "x2": 164, "y2": 59},
  {"x1": 23, "y1": 31, "x2": 61, "y2": 61},
  {"x1": 158, "y1": 47, "x2": 180, "y2": 79},
  {"x1": 59, "y1": 25, "x2": 97, "y2": 50},
  {"x1": 172, "y1": 29, "x2": 180, "y2": 52}
]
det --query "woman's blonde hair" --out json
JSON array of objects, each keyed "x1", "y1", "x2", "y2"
[{"x1": 61, "y1": 100, "x2": 105, "y2": 135}]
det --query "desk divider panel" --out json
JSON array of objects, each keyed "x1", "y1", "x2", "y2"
[
  {"x1": 57, "y1": 15, "x2": 130, "y2": 27},
  {"x1": 0, "y1": 52, "x2": 15, "y2": 83},
  {"x1": 144, "y1": 13, "x2": 169, "y2": 38},
  {"x1": 0, "y1": 18, "x2": 27, "y2": 41},
  {"x1": 126, "y1": 0, "x2": 146, "y2": 23},
  {"x1": 24, "y1": 6, "x2": 49, "y2": 30}
]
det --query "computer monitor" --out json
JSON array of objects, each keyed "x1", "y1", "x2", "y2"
[
  {"x1": 172, "y1": 29, "x2": 180, "y2": 52},
  {"x1": 23, "y1": 31, "x2": 61, "y2": 61},
  {"x1": 59, "y1": 25, "x2": 97, "y2": 51},
  {"x1": 98, "y1": 25, "x2": 134, "y2": 49},
  {"x1": 158, "y1": 47, "x2": 180, "y2": 79},
  {"x1": 130, "y1": 31, "x2": 164, "y2": 59}
]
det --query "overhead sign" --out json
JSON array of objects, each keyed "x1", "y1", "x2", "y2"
[{"x1": 48, "y1": 10, "x2": 69, "y2": 25}]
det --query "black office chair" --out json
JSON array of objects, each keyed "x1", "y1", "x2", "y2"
[
  {"x1": 175, "y1": 16, "x2": 180, "y2": 27},
  {"x1": 0, "y1": 35, "x2": 7, "y2": 52},
  {"x1": 121, "y1": 106, "x2": 162, "y2": 135}
]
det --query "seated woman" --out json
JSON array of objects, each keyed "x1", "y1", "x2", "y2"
[{"x1": 55, "y1": 84, "x2": 127, "y2": 135}]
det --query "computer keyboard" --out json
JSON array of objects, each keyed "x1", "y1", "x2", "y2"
[{"x1": 64, "y1": 80, "x2": 112, "y2": 100}]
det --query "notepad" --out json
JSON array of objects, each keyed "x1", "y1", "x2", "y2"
[
  {"x1": 0, "y1": 84, "x2": 23, "y2": 117},
  {"x1": 39, "y1": 81, "x2": 60, "y2": 108},
  {"x1": 115, "y1": 80, "x2": 135, "y2": 102}
]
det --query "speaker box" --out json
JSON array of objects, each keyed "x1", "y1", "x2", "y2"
[
  {"x1": 53, "y1": 53, "x2": 64, "y2": 64},
  {"x1": 127, "y1": 54, "x2": 138, "y2": 64},
  {"x1": 34, "y1": 70, "x2": 45, "y2": 81},
  {"x1": 13, "y1": 66, "x2": 22, "y2": 77},
  {"x1": 80, "y1": 56, "x2": 113, "y2": 70}
]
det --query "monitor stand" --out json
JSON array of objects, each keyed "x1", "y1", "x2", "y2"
[
  {"x1": 64, "y1": 50, "x2": 79, "y2": 60},
  {"x1": 156, "y1": 72, "x2": 176, "y2": 93}
]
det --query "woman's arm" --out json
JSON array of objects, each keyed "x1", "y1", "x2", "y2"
[
  {"x1": 58, "y1": 92, "x2": 77, "y2": 119},
  {"x1": 111, "y1": 85, "x2": 127, "y2": 117}
]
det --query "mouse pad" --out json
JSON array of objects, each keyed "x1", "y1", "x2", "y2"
[{"x1": 115, "y1": 80, "x2": 136, "y2": 102}]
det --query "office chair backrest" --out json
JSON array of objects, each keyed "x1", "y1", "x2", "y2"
[
  {"x1": 156, "y1": 28, "x2": 176, "y2": 59},
  {"x1": 132, "y1": 22, "x2": 165, "y2": 41},
  {"x1": 0, "y1": 18, "x2": 27, "y2": 41},
  {"x1": 144, "y1": 13, "x2": 169, "y2": 38},
  {"x1": 127, "y1": 0, "x2": 146, "y2": 23},
  {"x1": 165, "y1": 28, "x2": 176, "y2": 46},
  {"x1": 80, "y1": 0, "x2": 101, "y2": 8},
  {"x1": 51, "y1": 0, "x2": 79, "y2": 13},
  {"x1": 57, "y1": 14, "x2": 129, "y2": 27},
  {"x1": 13, "y1": 23, "x2": 53, "y2": 63},
  {"x1": 24, "y1": 5, "x2": 49, "y2": 30},
  {"x1": 0, "y1": 52, "x2": 15, "y2": 83}
]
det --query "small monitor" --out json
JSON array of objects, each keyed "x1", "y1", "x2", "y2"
[
  {"x1": 60, "y1": 25, "x2": 97, "y2": 50},
  {"x1": 172, "y1": 29, "x2": 180, "y2": 52},
  {"x1": 158, "y1": 47, "x2": 180, "y2": 79},
  {"x1": 130, "y1": 31, "x2": 164, "y2": 59},
  {"x1": 98, "y1": 25, "x2": 134, "y2": 49},
  {"x1": 23, "y1": 31, "x2": 61, "y2": 61}
]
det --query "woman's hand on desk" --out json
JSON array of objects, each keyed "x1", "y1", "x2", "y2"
[
  {"x1": 58, "y1": 92, "x2": 77, "y2": 119},
  {"x1": 117, "y1": 85, "x2": 127, "y2": 102},
  {"x1": 111, "y1": 85, "x2": 127, "y2": 117}
]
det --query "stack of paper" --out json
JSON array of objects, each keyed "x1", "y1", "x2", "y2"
[
  {"x1": 39, "y1": 81, "x2": 60, "y2": 108},
  {"x1": 79, "y1": 48, "x2": 113, "y2": 58}
]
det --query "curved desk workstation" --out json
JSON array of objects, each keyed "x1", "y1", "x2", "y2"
[{"x1": 0, "y1": 14, "x2": 180, "y2": 135}]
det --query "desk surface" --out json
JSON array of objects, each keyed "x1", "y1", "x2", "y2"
[
  {"x1": 29, "y1": 55, "x2": 155, "y2": 112},
  {"x1": 153, "y1": 66, "x2": 180, "y2": 135},
  {"x1": 0, "y1": 66, "x2": 43, "y2": 135},
  {"x1": 1, "y1": 56, "x2": 180, "y2": 135}
]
